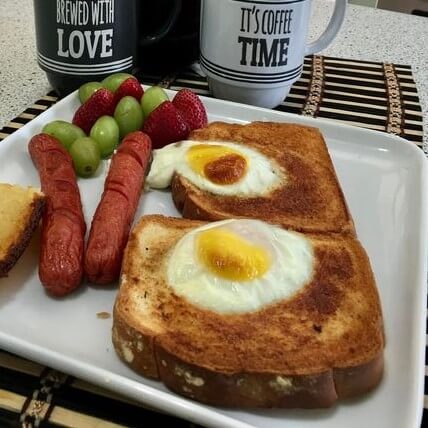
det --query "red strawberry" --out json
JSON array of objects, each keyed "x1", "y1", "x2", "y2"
[
  {"x1": 72, "y1": 88, "x2": 115, "y2": 134},
  {"x1": 172, "y1": 89, "x2": 207, "y2": 131},
  {"x1": 143, "y1": 101, "x2": 189, "y2": 149},
  {"x1": 114, "y1": 77, "x2": 144, "y2": 105}
]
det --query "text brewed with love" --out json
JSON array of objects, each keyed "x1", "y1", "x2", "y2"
[
  {"x1": 56, "y1": 0, "x2": 115, "y2": 59},
  {"x1": 238, "y1": 7, "x2": 293, "y2": 67}
]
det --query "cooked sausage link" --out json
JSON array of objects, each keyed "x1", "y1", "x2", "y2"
[
  {"x1": 84, "y1": 131, "x2": 152, "y2": 284},
  {"x1": 28, "y1": 133, "x2": 86, "y2": 296}
]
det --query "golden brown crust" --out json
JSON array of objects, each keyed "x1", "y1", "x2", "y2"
[
  {"x1": 333, "y1": 353, "x2": 384, "y2": 399},
  {"x1": 112, "y1": 305, "x2": 159, "y2": 379},
  {"x1": 112, "y1": 215, "x2": 384, "y2": 408},
  {"x1": 0, "y1": 194, "x2": 45, "y2": 277},
  {"x1": 172, "y1": 122, "x2": 355, "y2": 235},
  {"x1": 112, "y1": 315, "x2": 383, "y2": 408}
]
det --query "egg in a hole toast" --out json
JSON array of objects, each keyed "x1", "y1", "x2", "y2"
[
  {"x1": 146, "y1": 121, "x2": 355, "y2": 235},
  {"x1": 113, "y1": 121, "x2": 384, "y2": 408},
  {"x1": 112, "y1": 215, "x2": 384, "y2": 408}
]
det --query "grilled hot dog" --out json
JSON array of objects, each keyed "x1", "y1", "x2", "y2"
[
  {"x1": 84, "y1": 131, "x2": 152, "y2": 284},
  {"x1": 28, "y1": 133, "x2": 86, "y2": 296}
]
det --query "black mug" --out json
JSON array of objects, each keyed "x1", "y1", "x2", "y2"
[
  {"x1": 136, "y1": 0, "x2": 201, "y2": 74},
  {"x1": 33, "y1": 0, "x2": 195, "y2": 97}
]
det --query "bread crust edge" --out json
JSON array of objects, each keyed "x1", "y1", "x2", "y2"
[
  {"x1": 0, "y1": 195, "x2": 45, "y2": 277},
  {"x1": 112, "y1": 305, "x2": 384, "y2": 408}
]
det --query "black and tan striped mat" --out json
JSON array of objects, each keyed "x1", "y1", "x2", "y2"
[
  {"x1": 144, "y1": 55, "x2": 424, "y2": 146},
  {"x1": 0, "y1": 55, "x2": 426, "y2": 427},
  {"x1": 2, "y1": 55, "x2": 423, "y2": 145}
]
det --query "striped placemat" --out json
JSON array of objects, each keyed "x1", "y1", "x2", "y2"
[
  {"x1": 0, "y1": 350, "x2": 197, "y2": 427},
  {"x1": 0, "y1": 55, "x2": 424, "y2": 145},
  {"x1": 148, "y1": 55, "x2": 424, "y2": 146},
  {"x1": 0, "y1": 55, "x2": 426, "y2": 427}
]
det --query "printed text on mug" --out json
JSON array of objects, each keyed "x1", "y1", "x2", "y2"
[
  {"x1": 238, "y1": 5, "x2": 293, "y2": 67},
  {"x1": 56, "y1": 0, "x2": 115, "y2": 59}
]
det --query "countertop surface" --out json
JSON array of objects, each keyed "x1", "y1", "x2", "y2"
[{"x1": 0, "y1": 0, "x2": 427, "y2": 144}]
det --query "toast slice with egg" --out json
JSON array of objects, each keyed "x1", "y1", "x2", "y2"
[
  {"x1": 147, "y1": 121, "x2": 355, "y2": 235},
  {"x1": 112, "y1": 215, "x2": 384, "y2": 408},
  {"x1": 0, "y1": 183, "x2": 45, "y2": 277}
]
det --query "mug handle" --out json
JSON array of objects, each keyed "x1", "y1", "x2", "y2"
[
  {"x1": 139, "y1": 0, "x2": 182, "y2": 47},
  {"x1": 305, "y1": 0, "x2": 347, "y2": 55}
]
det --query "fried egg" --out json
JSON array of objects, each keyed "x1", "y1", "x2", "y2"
[
  {"x1": 166, "y1": 219, "x2": 314, "y2": 313},
  {"x1": 146, "y1": 140, "x2": 283, "y2": 196}
]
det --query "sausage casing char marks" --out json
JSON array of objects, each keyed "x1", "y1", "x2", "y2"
[
  {"x1": 84, "y1": 131, "x2": 152, "y2": 284},
  {"x1": 28, "y1": 134, "x2": 86, "y2": 296}
]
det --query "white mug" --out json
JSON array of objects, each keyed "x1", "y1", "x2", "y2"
[{"x1": 200, "y1": 0, "x2": 347, "y2": 108}]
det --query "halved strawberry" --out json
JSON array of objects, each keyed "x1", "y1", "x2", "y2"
[
  {"x1": 114, "y1": 77, "x2": 144, "y2": 105},
  {"x1": 172, "y1": 89, "x2": 207, "y2": 131},
  {"x1": 142, "y1": 101, "x2": 189, "y2": 149},
  {"x1": 72, "y1": 88, "x2": 115, "y2": 134}
]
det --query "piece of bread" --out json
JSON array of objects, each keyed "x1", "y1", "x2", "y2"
[
  {"x1": 0, "y1": 183, "x2": 45, "y2": 277},
  {"x1": 171, "y1": 121, "x2": 355, "y2": 235},
  {"x1": 112, "y1": 215, "x2": 384, "y2": 408}
]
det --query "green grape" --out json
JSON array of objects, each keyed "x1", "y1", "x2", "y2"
[
  {"x1": 78, "y1": 82, "x2": 103, "y2": 103},
  {"x1": 69, "y1": 137, "x2": 101, "y2": 178},
  {"x1": 90, "y1": 116, "x2": 120, "y2": 158},
  {"x1": 114, "y1": 96, "x2": 144, "y2": 139},
  {"x1": 101, "y1": 73, "x2": 133, "y2": 93},
  {"x1": 140, "y1": 86, "x2": 169, "y2": 119},
  {"x1": 42, "y1": 120, "x2": 86, "y2": 151}
]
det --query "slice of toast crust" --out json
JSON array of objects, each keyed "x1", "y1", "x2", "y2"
[
  {"x1": 0, "y1": 191, "x2": 45, "y2": 277},
  {"x1": 112, "y1": 215, "x2": 384, "y2": 408},
  {"x1": 171, "y1": 122, "x2": 355, "y2": 235}
]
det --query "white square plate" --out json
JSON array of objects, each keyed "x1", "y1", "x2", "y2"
[{"x1": 0, "y1": 89, "x2": 426, "y2": 428}]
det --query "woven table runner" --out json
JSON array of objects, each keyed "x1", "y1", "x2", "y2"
[
  {"x1": 0, "y1": 55, "x2": 424, "y2": 145},
  {"x1": 0, "y1": 55, "x2": 426, "y2": 428}
]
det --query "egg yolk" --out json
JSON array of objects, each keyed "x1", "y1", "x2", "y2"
[
  {"x1": 186, "y1": 145, "x2": 248, "y2": 184},
  {"x1": 196, "y1": 228, "x2": 271, "y2": 281}
]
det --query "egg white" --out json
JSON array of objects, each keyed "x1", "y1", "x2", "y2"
[
  {"x1": 166, "y1": 219, "x2": 314, "y2": 314},
  {"x1": 146, "y1": 140, "x2": 283, "y2": 196}
]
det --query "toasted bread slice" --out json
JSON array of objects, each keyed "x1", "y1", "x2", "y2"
[
  {"x1": 0, "y1": 183, "x2": 45, "y2": 277},
  {"x1": 170, "y1": 121, "x2": 355, "y2": 235},
  {"x1": 113, "y1": 215, "x2": 384, "y2": 408}
]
